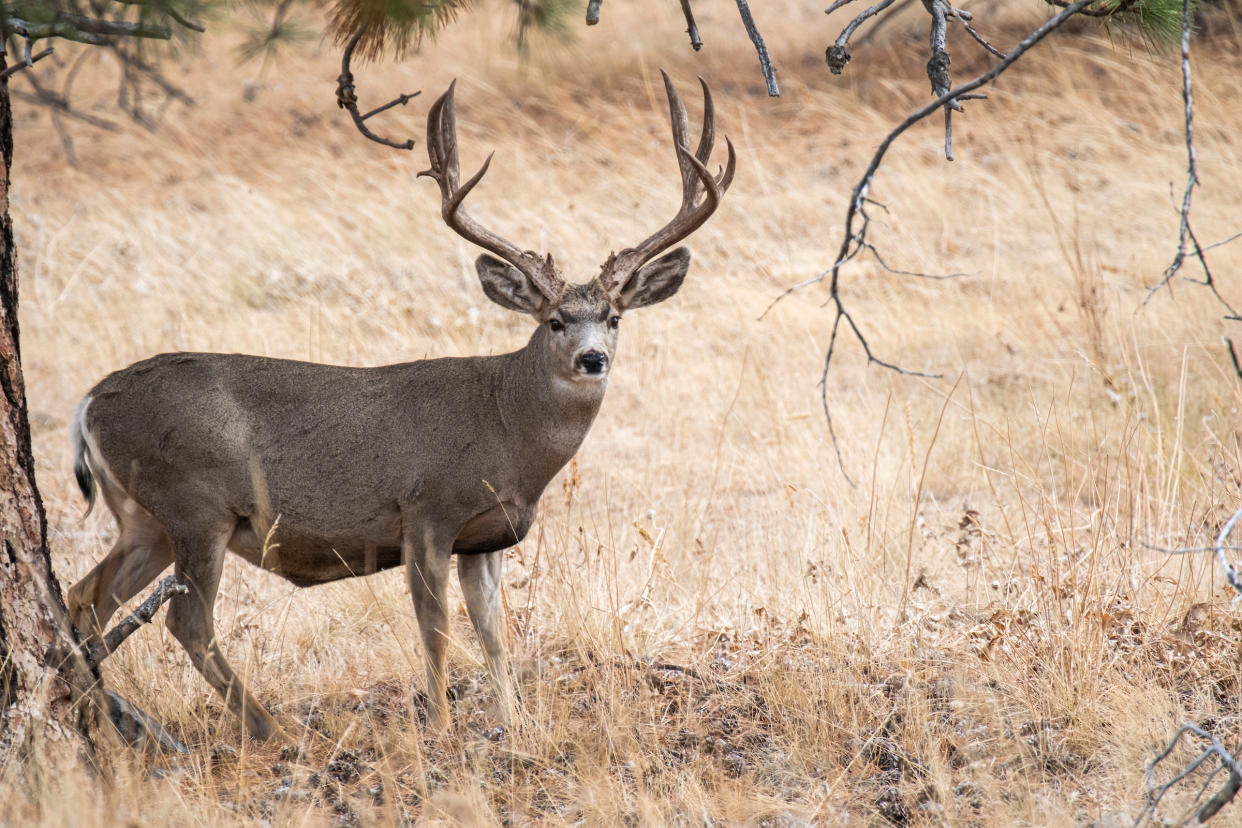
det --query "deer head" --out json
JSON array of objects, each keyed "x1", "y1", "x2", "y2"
[{"x1": 419, "y1": 71, "x2": 736, "y2": 389}]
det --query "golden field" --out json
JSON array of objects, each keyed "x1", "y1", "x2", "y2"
[{"x1": 6, "y1": 1, "x2": 1242, "y2": 824}]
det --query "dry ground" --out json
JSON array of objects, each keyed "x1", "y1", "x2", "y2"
[{"x1": 5, "y1": 1, "x2": 1242, "y2": 824}]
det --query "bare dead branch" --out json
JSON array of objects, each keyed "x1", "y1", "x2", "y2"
[
  {"x1": 948, "y1": 3, "x2": 1005, "y2": 59},
  {"x1": 776, "y1": 0, "x2": 1094, "y2": 478},
  {"x1": 164, "y1": 2, "x2": 206, "y2": 33},
  {"x1": 1141, "y1": 722, "x2": 1242, "y2": 825},
  {"x1": 586, "y1": 0, "x2": 603, "y2": 25},
  {"x1": 336, "y1": 23, "x2": 419, "y2": 151},
  {"x1": 13, "y1": 82, "x2": 117, "y2": 132},
  {"x1": 1145, "y1": 0, "x2": 1198, "y2": 303},
  {"x1": 925, "y1": 0, "x2": 961, "y2": 160},
  {"x1": 109, "y1": 43, "x2": 194, "y2": 108},
  {"x1": 825, "y1": 0, "x2": 900, "y2": 74},
  {"x1": 1201, "y1": 231, "x2": 1242, "y2": 254},
  {"x1": 1047, "y1": 0, "x2": 1137, "y2": 17},
  {"x1": 0, "y1": 45, "x2": 51, "y2": 80},
  {"x1": 1140, "y1": 543, "x2": 1242, "y2": 555},
  {"x1": 106, "y1": 690, "x2": 188, "y2": 753},
  {"x1": 864, "y1": 245, "x2": 968, "y2": 280},
  {"x1": 679, "y1": 0, "x2": 702, "y2": 50},
  {"x1": 83, "y1": 576, "x2": 188, "y2": 668},
  {"x1": 734, "y1": 0, "x2": 778, "y2": 96},
  {"x1": 1147, "y1": 506, "x2": 1242, "y2": 599},
  {"x1": 855, "y1": 0, "x2": 917, "y2": 48},
  {"x1": 1183, "y1": 224, "x2": 1241, "y2": 319}
]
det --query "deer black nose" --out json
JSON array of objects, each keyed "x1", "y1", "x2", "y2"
[{"x1": 577, "y1": 350, "x2": 608, "y2": 375}]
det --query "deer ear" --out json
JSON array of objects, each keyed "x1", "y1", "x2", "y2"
[
  {"x1": 476, "y1": 255, "x2": 547, "y2": 315},
  {"x1": 617, "y1": 247, "x2": 691, "y2": 311}
]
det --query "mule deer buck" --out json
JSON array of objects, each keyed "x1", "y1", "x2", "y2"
[{"x1": 67, "y1": 73, "x2": 734, "y2": 740}]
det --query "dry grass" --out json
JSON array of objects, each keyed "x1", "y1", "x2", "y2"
[{"x1": 7, "y1": 1, "x2": 1242, "y2": 824}]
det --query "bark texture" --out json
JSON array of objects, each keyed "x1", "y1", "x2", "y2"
[{"x1": 0, "y1": 53, "x2": 98, "y2": 764}]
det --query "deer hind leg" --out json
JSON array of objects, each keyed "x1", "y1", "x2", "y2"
[
  {"x1": 405, "y1": 525, "x2": 454, "y2": 732},
  {"x1": 67, "y1": 491, "x2": 174, "y2": 645},
  {"x1": 457, "y1": 551, "x2": 513, "y2": 725},
  {"x1": 165, "y1": 521, "x2": 280, "y2": 741}
]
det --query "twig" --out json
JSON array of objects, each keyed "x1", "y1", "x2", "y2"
[
  {"x1": 0, "y1": 45, "x2": 51, "y2": 80},
  {"x1": 679, "y1": 0, "x2": 702, "y2": 50},
  {"x1": 1183, "y1": 223, "x2": 1241, "y2": 318},
  {"x1": 855, "y1": 0, "x2": 916, "y2": 48},
  {"x1": 336, "y1": 24, "x2": 419, "y2": 151},
  {"x1": 1200, "y1": 231, "x2": 1242, "y2": 254},
  {"x1": 83, "y1": 576, "x2": 188, "y2": 668},
  {"x1": 865, "y1": 244, "x2": 967, "y2": 279},
  {"x1": 1228, "y1": 339, "x2": 1242, "y2": 383},
  {"x1": 586, "y1": 0, "x2": 603, "y2": 25},
  {"x1": 1047, "y1": 0, "x2": 1137, "y2": 17},
  {"x1": 13, "y1": 83, "x2": 117, "y2": 131},
  {"x1": 109, "y1": 44, "x2": 194, "y2": 107},
  {"x1": 1140, "y1": 543, "x2": 1242, "y2": 556},
  {"x1": 1141, "y1": 723, "x2": 1242, "y2": 824},
  {"x1": 113, "y1": 0, "x2": 208, "y2": 33},
  {"x1": 1145, "y1": 0, "x2": 1198, "y2": 303},
  {"x1": 1212, "y1": 507, "x2": 1242, "y2": 600},
  {"x1": 734, "y1": 0, "x2": 779, "y2": 96},
  {"x1": 947, "y1": 3, "x2": 1005, "y2": 59},
  {"x1": 826, "y1": 0, "x2": 900, "y2": 74}
]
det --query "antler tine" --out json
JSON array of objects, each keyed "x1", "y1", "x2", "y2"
[
  {"x1": 419, "y1": 82, "x2": 565, "y2": 302},
  {"x1": 633, "y1": 137, "x2": 735, "y2": 255},
  {"x1": 695, "y1": 76, "x2": 715, "y2": 167},
  {"x1": 600, "y1": 73, "x2": 736, "y2": 292},
  {"x1": 660, "y1": 70, "x2": 696, "y2": 208}
]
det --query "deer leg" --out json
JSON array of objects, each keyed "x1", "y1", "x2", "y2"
[
  {"x1": 67, "y1": 509, "x2": 173, "y2": 645},
  {"x1": 405, "y1": 525, "x2": 453, "y2": 732},
  {"x1": 457, "y1": 551, "x2": 513, "y2": 725},
  {"x1": 165, "y1": 524, "x2": 280, "y2": 741}
]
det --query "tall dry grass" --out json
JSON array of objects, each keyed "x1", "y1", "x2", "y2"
[{"x1": 6, "y1": 0, "x2": 1242, "y2": 823}]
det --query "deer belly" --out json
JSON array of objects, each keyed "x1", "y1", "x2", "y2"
[
  {"x1": 227, "y1": 519, "x2": 403, "y2": 585},
  {"x1": 454, "y1": 504, "x2": 533, "y2": 554}
]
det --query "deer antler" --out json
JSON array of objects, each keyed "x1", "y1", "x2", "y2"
[
  {"x1": 598, "y1": 71, "x2": 737, "y2": 295},
  {"x1": 419, "y1": 82, "x2": 566, "y2": 302}
]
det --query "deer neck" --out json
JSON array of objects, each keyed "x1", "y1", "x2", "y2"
[{"x1": 497, "y1": 327, "x2": 607, "y2": 476}]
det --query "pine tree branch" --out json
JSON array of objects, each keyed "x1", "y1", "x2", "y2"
[
  {"x1": 3, "y1": 13, "x2": 173, "y2": 44},
  {"x1": 113, "y1": 0, "x2": 206, "y2": 33}
]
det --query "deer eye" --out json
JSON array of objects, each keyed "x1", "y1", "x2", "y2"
[
  {"x1": 548, "y1": 319, "x2": 565, "y2": 333},
  {"x1": 608, "y1": 315, "x2": 621, "y2": 330}
]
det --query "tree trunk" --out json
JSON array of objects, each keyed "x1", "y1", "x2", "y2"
[{"x1": 0, "y1": 52, "x2": 100, "y2": 765}]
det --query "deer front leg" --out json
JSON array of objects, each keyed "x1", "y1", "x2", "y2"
[
  {"x1": 405, "y1": 524, "x2": 454, "y2": 732},
  {"x1": 457, "y1": 550, "x2": 513, "y2": 726},
  {"x1": 165, "y1": 523, "x2": 281, "y2": 741}
]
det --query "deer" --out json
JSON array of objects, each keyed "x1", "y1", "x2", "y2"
[{"x1": 66, "y1": 72, "x2": 735, "y2": 740}]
